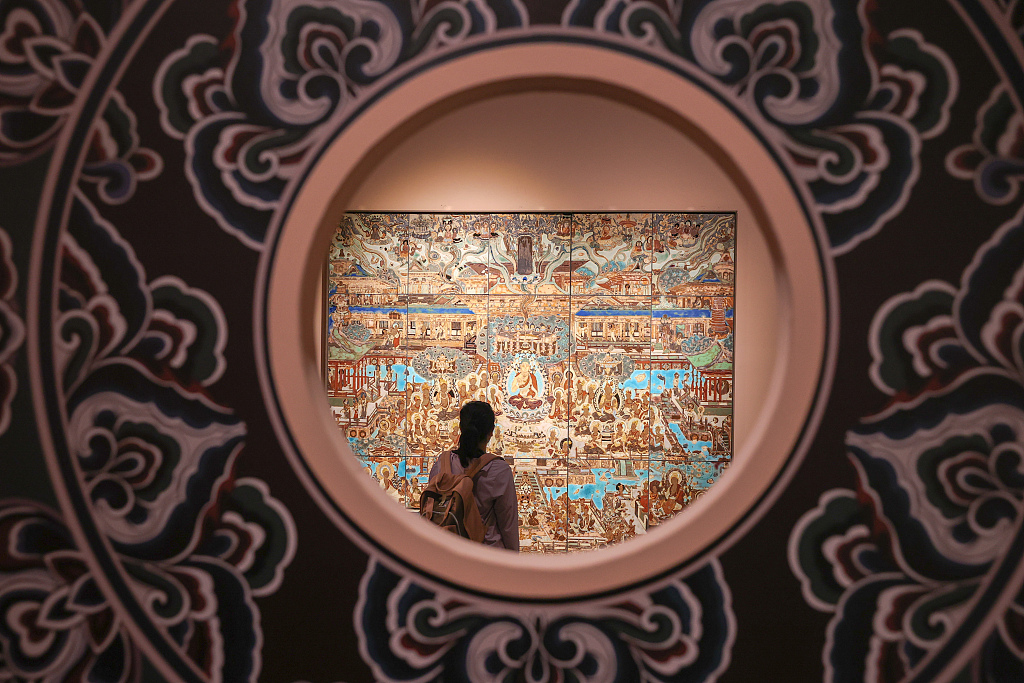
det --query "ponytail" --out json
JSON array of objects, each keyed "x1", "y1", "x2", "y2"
[{"x1": 455, "y1": 401, "x2": 496, "y2": 467}]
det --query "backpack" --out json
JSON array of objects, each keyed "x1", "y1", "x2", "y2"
[{"x1": 419, "y1": 451, "x2": 498, "y2": 542}]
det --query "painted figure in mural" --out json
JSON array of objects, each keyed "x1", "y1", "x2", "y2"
[
  {"x1": 439, "y1": 378, "x2": 454, "y2": 411},
  {"x1": 509, "y1": 361, "x2": 543, "y2": 410},
  {"x1": 473, "y1": 217, "x2": 495, "y2": 239},
  {"x1": 556, "y1": 215, "x2": 572, "y2": 237},
  {"x1": 549, "y1": 388, "x2": 568, "y2": 420},
  {"x1": 428, "y1": 401, "x2": 520, "y2": 551},
  {"x1": 368, "y1": 219, "x2": 383, "y2": 241},
  {"x1": 630, "y1": 240, "x2": 645, "y2": 270}
]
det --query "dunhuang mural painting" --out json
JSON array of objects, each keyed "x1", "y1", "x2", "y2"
[
  {"x1": 326, "y1": 212, "x2": 735, "y2": 551},
  {"x1": 2, "y1": 0, "x2": 1024, "y2": 680}
]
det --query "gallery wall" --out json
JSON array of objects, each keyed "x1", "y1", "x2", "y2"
[{"x1": 1, "y1": 1, "x2": 1023, "y2": 682}]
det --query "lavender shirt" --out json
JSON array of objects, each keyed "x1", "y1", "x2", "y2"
[{"x1": 430, "y1": 451, "x2": 519, "y2": 551}]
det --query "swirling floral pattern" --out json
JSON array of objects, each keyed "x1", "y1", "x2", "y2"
[
  {"x1": 34, "y1": 191, "x2": 298, "y2": 681},
  {"x1": 153, "y1": 0, "x2": 533, "y2": 248},
  {"x1": 357, "y1": 558, "x2": 734, "y2": 683},
  {"x1": 152, "y1": 0, "x2": 959, "y2": 255},
  {"x1": 0, "y1": 0, "x2": 161, "y2": 199},
  {"x1": 4, "y1": 0, "x2": 1020, "y2": 679},
  {"x1": 0, "y1": 502, "x2": 142, "y2": 682},
  {"x1": 565, "y1": 0, "x2": 958, "y2": 253},
  {"x1": 153, "y1": 4, "x2": 399, "y2": 247},
  {"x1": 1, "y1": 0, "x2": 93, "y2": 163},
  {"x1": 947, "y1": 84, "x2": 1024, "y2": 205},
  {"x1": 0, "y1": 227, "x2": 23, "y2": 436},
  {"x1": 0, "y1": 478, "x2": 296, "y2": 683},
  {"x1": 790, "y1": 207, "x2": 1024, "y2": 682}
]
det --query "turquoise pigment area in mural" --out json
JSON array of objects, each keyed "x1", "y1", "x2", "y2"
[{"x1": 325, "y1": 212, "x2": 735, "y2": 552}]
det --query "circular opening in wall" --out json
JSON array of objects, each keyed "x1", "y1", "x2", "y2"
[{"x1": 265, "y1": 44, "x2": 829, "y2": 599}]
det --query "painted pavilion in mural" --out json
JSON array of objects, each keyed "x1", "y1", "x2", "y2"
[{"x1": 325, "y1": 213, "x2": 735, "y2": 552}]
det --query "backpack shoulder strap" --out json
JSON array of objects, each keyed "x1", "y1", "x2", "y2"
[
  {"x1": 464, "y1": 453, "x2": 499, "y2": 478},
  {"x1": 436, "y1": 450, "x2": 454, "y2": 476}
]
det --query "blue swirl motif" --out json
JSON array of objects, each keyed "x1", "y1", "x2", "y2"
[
  {"x1": 0, "y1": 0, "x2": 162, "y2": 200},
  {"x1": 564, "y1": 0, "x2": 958, "y2": 254},
  {"x1": 947, "y1": 83, "x2": 1024, "y2": 206},
  {"x1": 153, "y1": 0, "x2": 527, "y2": 249},
  {"x1": 356, "y1": 558, "x2": 734, "y2": 682},
  {"x1": 789, "y1": 208, "x2": 1024, "y2": 682},
  {"x1": 0, "y1": 191, "x2": 298, "y2": 682},
  {"x1": 0, "y1": 227, "x2": 24, "y2": 436}
]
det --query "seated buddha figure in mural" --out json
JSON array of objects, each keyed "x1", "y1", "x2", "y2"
[{"x1": 508, "y1": 361, "x2": 543, "y2": 410}]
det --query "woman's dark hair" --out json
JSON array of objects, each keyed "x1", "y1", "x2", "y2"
[{"x1": 455, "y1": 401, "x2": 496, "y2": 467}]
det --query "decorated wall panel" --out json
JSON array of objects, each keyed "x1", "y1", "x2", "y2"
[
  {"x1": 327, "y1": 212, "x2": 735, "y2": 551},
  {"x1": 4, "y1": 0, "x2": 1024, "y2": 680}
]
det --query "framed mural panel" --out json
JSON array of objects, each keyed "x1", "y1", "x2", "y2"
[{"x1": 326, "y1": 212, "x2": 735, "y2": 552}]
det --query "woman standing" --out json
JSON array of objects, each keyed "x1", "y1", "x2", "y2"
[{"x1": 428, "y1": 401, "x2": 519, "y2": 551}]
